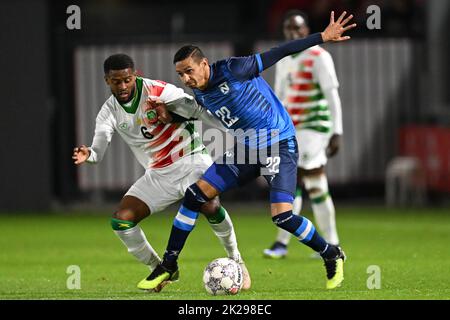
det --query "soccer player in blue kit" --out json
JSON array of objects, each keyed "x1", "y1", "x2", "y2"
[{"x1": 142, "y1": 11, "x2": 356, "y2": 292}]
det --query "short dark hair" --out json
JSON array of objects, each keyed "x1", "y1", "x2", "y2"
[
  {"x1": 173, "y1": 45, "x2": 205, "y2": 64},
  {"x1": 103, "y1": 54, "x2": 135, "y2": 74},
  {"x1": 282, "y1": 10, "x2": 309, "y2": 27}
]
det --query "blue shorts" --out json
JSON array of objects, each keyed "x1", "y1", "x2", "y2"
[{"x1": 202, "y1": 137, "x2": 298, "y2": 204}]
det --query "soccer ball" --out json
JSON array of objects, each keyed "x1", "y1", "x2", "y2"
[{"x1": 203, "y1": 257, "x2": 243, "y2": 295}]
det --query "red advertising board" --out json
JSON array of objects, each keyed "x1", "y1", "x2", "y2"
[{"x1": 399, "y1": 126, "x2": 450, "y2": 193}]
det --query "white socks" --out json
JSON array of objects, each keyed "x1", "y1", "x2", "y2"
[
  {"x1": 113, "y1": 207, "x2": 242, "y2": 271},
  {"x1": 311, "y1": 196, "x2": 339, "y2": 245},
  {"x1": 208, "y1": 207, "x2": 241, "y2": 261},
  {"x1": 114, "y1": 225, "x2": 161, "y2": 271},
  {"x1": 305, "y1": 174, "x2": 340, "y2": 245}
]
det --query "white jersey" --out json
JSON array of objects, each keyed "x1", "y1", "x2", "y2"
[
  {"x1": 87, "y1": 77, "x2": 223, "y2": 169},
  {"x1": 275, "y1": 46, "x2": 339, "y2": 134}
]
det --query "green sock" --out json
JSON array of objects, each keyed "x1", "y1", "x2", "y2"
[
  {"x1": 206, "y1": 206, "x2": 226, "y2": 224},
  {"x1": 111, "y1": 218, "x2": 136, "y2": 231},
  {"x1": 206, "y1": 206, "x2": 239, "y2": 259}
]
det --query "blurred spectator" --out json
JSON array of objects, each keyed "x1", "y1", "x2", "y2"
[
  {"x1": 267, "y1": 0, "x2": 345, "y2": 37},
  {"x1": 382, "y1": 0, "x2": 425, "y2": 37},
  {"x1": 267, "y1": 0, "x2": 425, "y2": 38}
]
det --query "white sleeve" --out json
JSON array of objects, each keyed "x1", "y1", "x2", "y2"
[
  {"x1": 86, "y1": 105, "x2": 116, "y2": 163},
  {"x1": 274, "y1": 59, "x2": 288, "y2": 104},
  {"x1": 314, "y1": 51, "x2": 339, "y2": 91},
  {"x1": 323, "y1": 87, "x2": 343, "y2": 135},
  {"x1": 160, "y1": 82, "x2": 227, "y2": 132},
  {"x1": 315, "y1": 52, "x2": 342, "y2": 135},
  {"x1": 159, "y1": 83, "x2": 199, "y2": 119},
  {"x1": 166, "y1": 95, "x2": 228, "y2": 132}
]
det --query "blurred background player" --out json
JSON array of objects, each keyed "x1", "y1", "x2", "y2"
[
  {"x1": 72, "y1": 54, "x2": 250, "y2": 291},
  {"x1": 264, "y1": 10, "x2": 343, "y2": 259},
  {"x1": 143, "y1": 11, "x2": 356, "y2": 292}
]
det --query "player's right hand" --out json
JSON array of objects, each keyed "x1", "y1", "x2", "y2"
[
  {"x1": 321, "y1": 11, "x2": 356, "y2": 42},
  {"x1": 72, "y1": 145, "x2": 90, "y2": 165},
  {"x1": 147, "y1": 98, "x2": 173, "y2": 124},
  {"x1": 326, "y1": 134, "x2": 341, "y2": 158}
]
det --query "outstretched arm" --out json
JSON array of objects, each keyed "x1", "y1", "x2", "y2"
[
  {"x1": 73, "y1": 134, "x2": 111, "y2": 165},
  {"x1": 73, "y1": 131, "x2": 112, "y2": 165},
  {"x1": 73, "y1": 106, "x2": 115, "y2": 165},
  {"x1": 259, "y1": 11, "x2": 356, "y2": 72}
]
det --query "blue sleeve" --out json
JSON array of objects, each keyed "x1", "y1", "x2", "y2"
[
  {"x1": 226, "y1": 33, "x2": 323, "y2": 80},
  {"x1": 226, "y1": 56, "x2": 262, "y2": 81},
  {"x1": 259, "y1": 33, "x2": 323, "y2": 71}
]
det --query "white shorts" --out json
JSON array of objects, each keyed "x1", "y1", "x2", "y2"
[
  {"x1": 125, "y1": 152, "x2": 213, "y2": 214},
  {"x1": 296, "y1": 130, "x2": 331, "y2": 170}
]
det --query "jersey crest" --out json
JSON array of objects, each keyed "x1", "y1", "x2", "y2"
[{"x1": 219, "y1": 82, "x2": 230, "y2": 95}]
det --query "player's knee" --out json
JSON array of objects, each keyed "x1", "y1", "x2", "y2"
[
  {"x1": 111, "y1": 210, "x2": 138, "y2": 231},
  {"x1": 113, "y1": 209, "x2": 135, "y2": 222},
  {"x1": 112, "y1": 196, "x2": 150, "y2": 227},
  {"x1": 303, "y1": 174, "x2": 329, "y2": 200},
  {"x1": 184, "y1": 183, "x2": 211, "y2": 213},
  {"x1": 200, "y1": 197, "x2": 220, "y2": 218}
]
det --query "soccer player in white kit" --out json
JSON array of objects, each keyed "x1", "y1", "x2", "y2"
[
  {"x1": 72, "y1": 54, "x2": 250, "y2": 291},
  {"x1": 264, "y1": 11, "x2": 343, "y2": 258}
]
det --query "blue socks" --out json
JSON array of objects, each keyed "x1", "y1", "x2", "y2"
[
  {"x1": 164, "y1": 189, "x2": 338, "y2": 263},
  {"x1": 164, "y1": 184, "x2": 209, "y2": 262},
  {"x1": 272, "y1": 211, "x2": 330, "y2": 254}
]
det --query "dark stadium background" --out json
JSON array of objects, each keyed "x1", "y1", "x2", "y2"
[{"x1": 1, "y1": 0, "x2": 448, "y2": 211}]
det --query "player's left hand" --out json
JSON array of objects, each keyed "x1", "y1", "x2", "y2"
[
  {"x1": 146, "y1": 98, "x2": 173, "y2": 124},
  {"x1": 321, "y1": 11, "x2": 357, "y2": 42},
  {"x1": 326, "y1": 134, "x2": 341, "y2": 158}
]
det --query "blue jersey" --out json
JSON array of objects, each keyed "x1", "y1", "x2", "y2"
[{"x1": 193, "y1": 54, "x2": 296, "y2": 148}]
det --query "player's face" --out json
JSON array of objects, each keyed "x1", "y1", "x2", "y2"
[
  {"x1": 105, "y1": 68, "x2": 137, "y2": 103},
  {"x1": 283, "y1": 16, "x2": 310, "y2": 41},
  {"x1": 175, "y1": 57, "x2": 209, "y2": 90}
]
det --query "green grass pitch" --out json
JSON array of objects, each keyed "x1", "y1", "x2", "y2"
[{"x1": 0, "y1": 205, "x2": 449, "y2": 300}]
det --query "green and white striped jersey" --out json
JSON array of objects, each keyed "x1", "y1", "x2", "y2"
[{"x1": 274, "y1": 46, "x2": 340, "y2": 134}]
